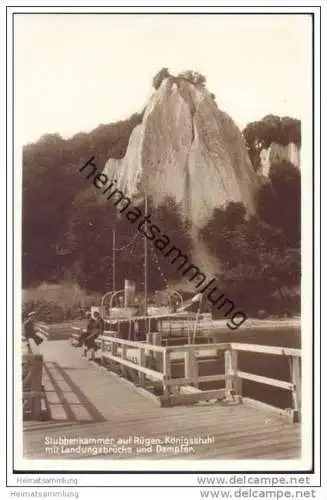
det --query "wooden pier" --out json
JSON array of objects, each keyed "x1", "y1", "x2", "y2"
[{"x1": 23, "y1": 331, "x2": 301, "y2": 460}]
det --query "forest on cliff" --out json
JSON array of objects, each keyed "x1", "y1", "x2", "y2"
[{"x1": 22, "y1": 111, "x2": 301, "y2": 318}]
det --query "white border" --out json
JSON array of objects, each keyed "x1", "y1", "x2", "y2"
[{"x1": 3, "y1": 0, "x2": 324, "y2": 489}]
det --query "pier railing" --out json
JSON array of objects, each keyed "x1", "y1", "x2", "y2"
[
  {"x1": 69, "y1": 329, "x2": 301, "y2": 421},
  {"x1": 98, "y1": 334, "x2": 230, "y2": 405},
  {"x1": 224, "y1": 343, "x2": 301, "y2": 423}
]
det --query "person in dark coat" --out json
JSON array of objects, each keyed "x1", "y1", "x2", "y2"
[
  {"x1": 76, "y1": 311, "x2": 93, "y2": 350},
  {"x1": 23, "y1": 311, "x2": 44, "y2": 346},
  {"x1": 84, "y1": 311, "x2": 104, "y2": 360}
]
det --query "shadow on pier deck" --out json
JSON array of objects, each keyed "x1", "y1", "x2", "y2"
[{"x1": 23, "y1": 340, "x2": 301, "y2": 461}]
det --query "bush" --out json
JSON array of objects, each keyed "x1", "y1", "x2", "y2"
[
  {"x1": 177, "y1": 70, "x2": 206, "y2": 87},
  {"x1": 22, "y1": 298, "x2": 98, "y2": 323},
  {"x1": 152, "y1": 67, "x2": 170, "y2": 90}
]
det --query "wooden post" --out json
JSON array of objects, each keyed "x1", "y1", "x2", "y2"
[
  {"x1": 100, "y1": 336, "x2": 105, "y2": 366},
  {"x1": 31, "y1": 354, "x2": 43, "y2": 420},
  {"x1": 162, "y1": 350, "x2": 171, "y2": 397},
  {"x1": 192, "y1": 351, "x2": 199, "y2": 388},
  {"x1": 184, "y1": 350, "x2": 191, "y2": 381},
  {"x1": 224, "y1": 349, "x2": 232, "y2": 397},
  {"x1": 146, "y1": 332, "x2": 153, "y2": 353},
  {"x1": 139, "y1": 348, "x2": 146, "y2": 387},
  {"x1": 145, "y1": 332, "x2": 153, "y2": 368},
  {"x1": 184, "y1": 348, "x2": 197, "y2": 386},
  {"x1": 231, "y1": 349, "x2": 242, "y2": 396},
  {"x1": 128, "y1": 319, "x2": 132, "y2": 341},
  {"x1": 153, "y1": 332, "x2": 162, "y2": 371},
  {"x1": 289, "y1": 356, "x2": 301, "y2": 422},
  {"x1": 224, "y1": 348, "x2": 241, "y2": 400},
  {"x1": 111, "y1": 339, "x2": 117, "y2": 357},
  {"x1": 187, "y1": 325, "x2": 192, "y2": 344},
  {"x1": 121, "y1": 344, "x2": 127, "y2": 378},
  {"x1": 109, "y1": 339, "x2": 117, "y2": 372}
]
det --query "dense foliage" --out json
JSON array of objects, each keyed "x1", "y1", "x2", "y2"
[
  {"x1": 152, "y1": 67, "x2": 207, "y2": 90},
  {"x1": 58, "y1": 192, "x2": 192, "y2": 293},
  {"x1": 242, "y1": 115, "x2": 301, "y2": 170},
  {"x1": 152, "y1": 67, "x2": 170, "y2": 90},
  {"x1": 23, "y1": 113, "x2": 142, "y2": 287},
  {"x1": 200, "y1": 161, "x2": 301, "y2": 317}
]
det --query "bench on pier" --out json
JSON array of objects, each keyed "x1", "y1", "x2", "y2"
[{"x1": 36, "y1": 323, "x2": 50, "y2": 340}]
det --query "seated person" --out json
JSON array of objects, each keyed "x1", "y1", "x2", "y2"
[
  {"x1": 23, "y1": 311, "x2": 44, "y2": 346},
  {"x1": 83, "y1": 311, "x2": 105, "y2": 360},
  {"x1": 76, "y1": 311, "x2": 94, "y2": 348}
]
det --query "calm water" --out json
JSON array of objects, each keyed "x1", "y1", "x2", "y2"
[{"x1": 169, "y1": 323, "x2": 301, "y2": 409}]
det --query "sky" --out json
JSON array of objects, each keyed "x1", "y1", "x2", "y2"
[{"x1": 14, "y1": 14, "x2": 312, "y2": 145}]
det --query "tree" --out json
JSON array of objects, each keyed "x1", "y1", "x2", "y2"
[
  {"x1": 242, "y1": 115, "x2": 301, "y2": 171},
  {"x1": 177, "y1": 70, "x2": 206, "y2": 87},
  {"x1": 150, "y1": 196, "x2": 193, "y2": 284},
  {"x1": 57, "y1": 188, "x2": 116, "y2": 292},
  {"x1": 256, "y1": 160, "x2": 301, "y2": 247},
  {"x1": 152, "y1": 68, "x2": 170, "y2": 90},
  {"x1": 22, "y1": 112, "x2": 143, "y2": 288},
  {"x1": 200, "y1": 197, "x2": 300, "y2": 316}
]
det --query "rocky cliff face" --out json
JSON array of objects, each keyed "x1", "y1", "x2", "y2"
[
  {"x1": 103, "y1": 75, "x2": 260, "y2": 274},
  {"x1": 258, "y1": 142, "x2": 300, "y2": 177}
]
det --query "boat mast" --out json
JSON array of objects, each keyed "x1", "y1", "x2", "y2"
[{"x1": 112, "y1": 224, "x2": 116, "y2": 292}]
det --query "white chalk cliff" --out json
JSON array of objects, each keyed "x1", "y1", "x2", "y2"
[
  {"x1": 259, "y1": 142, "x2": 300, "y2": 177},
  {"x1": 103, "y1": 76, "x2": 260, "y2": 274}
]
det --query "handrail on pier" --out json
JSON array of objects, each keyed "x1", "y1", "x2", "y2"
[
  {"x1": 69, "y1": 328, "x2": 301, "y2": 420},
  {"x1": 229, "y1": 342, "x2": 301, "y2": 422}
]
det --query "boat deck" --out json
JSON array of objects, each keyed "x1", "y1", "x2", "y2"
[{"x1": 23, "y1": 340, "x2": 301, "y2": 461}]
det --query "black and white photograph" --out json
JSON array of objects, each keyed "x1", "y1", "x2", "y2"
[{"x1": 5, "y1": 6, "x2": 321, "y2": 480}]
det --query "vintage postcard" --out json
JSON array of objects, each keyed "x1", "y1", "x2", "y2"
[{"x1": 5, "y1": 5, "x2": 321, "y2": 483}]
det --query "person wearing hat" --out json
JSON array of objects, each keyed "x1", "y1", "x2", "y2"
[
  {"x1": 76, "y1": 311, "x2": 94, "y2": 354},
  {"x1": 23, "y1": 311, "x2": 44, "y2": 346},
  {"x1": 83, "y1": 310, "x2": 104, "y2": 360}
]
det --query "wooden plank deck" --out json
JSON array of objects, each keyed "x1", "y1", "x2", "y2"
[{"x1": 23, "y1": 340, "x2": 301, "y2": 460}]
